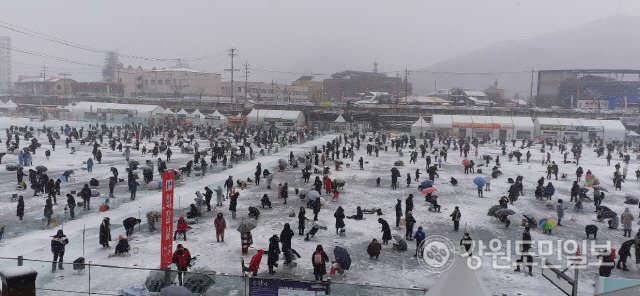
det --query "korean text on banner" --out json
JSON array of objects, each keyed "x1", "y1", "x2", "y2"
[{"x1": 161, "y1": 170, "x2": 175, "y2": 269}]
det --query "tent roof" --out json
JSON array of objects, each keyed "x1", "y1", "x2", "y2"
[
  {"x1": 161, "y1": 108, "x2": 175, "y2": 115},
  {"x1": 471, "y1": 116, "x2": 492, "y2": 124},
  {"x1": 600, "y1": 120, "x2": 625, "y2": 131},
  {"x1": 510, "y1": 116, "x2": 535, "y2": 128},
  {"x1": 210, "y1": 110, "x2": 226, "y2": 118},
  {"x1": 412, "y1": 116, "x2": 429, "y2": 127},
  {"x1": 191, "y1": 109, "x2": 203, "y2": 115},
  {"x1": 334, "y1": 114, "x2": 347, "y2": 123},
  {"x1": 71, "y1": 101, "x2": 162, "y2": 113},
  {"x1": 626, "y1": 130, "x2": 640, "y2": 137},
  {"x1": 176, "y1": 108, "x2": 189, "y2": 115},
  {"x1": 427, "y1": 254, "x2": 491, "y2": 296},
  {"x1": 536, "y1": 117, "x2": 560, "y2": 125},
  {"x1": 451, "y1": 115, "x2": 473, "y2": 124},
  {"x1": 3, "y1": 99, "x2": 17, "y2": 109}
]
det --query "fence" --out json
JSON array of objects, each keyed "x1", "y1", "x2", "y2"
[{"x1": 0, "y1": 256, "x2": 426, "y2": 295}]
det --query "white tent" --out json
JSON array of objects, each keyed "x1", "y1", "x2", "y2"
[
  {"x1": 4, "y1": 99, "x2": 17, "y2": 109},
  {"x1": 427, "y1": 255, "x2": 491, "y2": 296},
  {"x1": 411, "y1": 116, "x2": 430, "y2": 135},
  {"x1": 205, "y1": 110, "x2": 228, "y2": 126},
  {"x1": 600, "y1": 120, "x2": 626, "y2": 141},
  {"x1": 176, "y1": 108, "x2": 189, "y2": 116},
  {"x1": 189, "y1": 109, "x2": 203, "y2": 118}
]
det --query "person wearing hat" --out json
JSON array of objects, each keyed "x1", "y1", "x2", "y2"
[
  {"x1": 172, "y1": 244, "x2": 191, "y2": 285},
  {"x1": 99, "y1": 217, "x2": 112, "y2": 248},
  {"x1": 114, "y1": 235, "x2": 130, "y2": 255},
  {"x1": 450, "y1": 206, "x2": 462, "y2": 231},
  {"x1": 460, "y1": 232, "x2": 473, "y2": 257},
  {"x1": 50, "y1": 229, "x2": 68, "y2": 272},
  {"x1": 66, "y1": 194, "x2": 76, "y2": 219}
]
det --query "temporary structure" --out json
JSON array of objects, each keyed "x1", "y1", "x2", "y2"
[
  {"x1": 411, "y1": 116, "x2": 430, "y2": 135},
  {"x1": 427, "y1": 254, "x2": 491, "y2": 296}
]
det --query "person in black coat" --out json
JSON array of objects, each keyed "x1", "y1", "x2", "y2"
[
  {"x1": 367, "y1": 239, "x2": 382, "y2": 259},
  {"x1": 51, "y1": 229, "x2": 68, "y2": 272},
  {"x1": 334, "y1": 206, "x2": 345, "y2": 234},
  {"x1": 267, "y1": 235, "x2": 281, "y2": 274},
  {"x1": 99, "y1": 217, "x2": 111, "y2": 247},
  {"x1": 67, "y1": 194, "x2": 76, "y2": 219},
  {"x1": 80, "y1": 183, "x2": 92, "y2": 210},
  {"x1": 616, "y1": 239, "x2": 638, "y2": 271},
  {"x1": 347, "y1": 206, "x2": 363, "y2": 220},
  {"x1": 395, "y1": 199, "x2": 403, "y2": 227},
  {"x1": 108, "y1": 177, "x2": 117, "y2": 198},
  {"x1": 378, "y1": 218, "x2": 392, "y2": 244},
  {"x1": 229, "y1": 192, "x2": 239, "y2": 219},
  {"x1": 405, "y1": 211, "x2": 416, "y2": 240},
  {"x1": 599, "y1": 253, "x2": 615, "y2": 277},
  {"x1": 405, "y1": 194, "x2": 414, "y2": 216},
  {"x1": 522, "y1": 227, "x2": 532, "y2": 253},
  {"x1": 203, "y1": 187, "x2": 213, "y2": 212},
  {"x1": 123, "y1": 217, "x2": 141, "y2": 238},
  {"x1": 281, "y1": 182, "x2": 289, "y2": 204},
  {"x1": 312, "y1": 244, "x2": 330, "y2": 281},
  {"x1": 16, "y1": 195, "x2": 24, "y2": 220},
  {"x1": 298, "y1": 207, "x2": 308, "y2": 235},
  {"x1": 280, "y1": 223, "x2": 294, "y2": 251},
  {"x1": 312, "y1": 198, "x2": 321, "y2": 221}
]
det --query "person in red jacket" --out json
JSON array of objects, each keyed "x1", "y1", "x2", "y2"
[
  {"x1": 174, "y1": 217, "x2": 189, "y2": 241},
  {"x1": 324, "y1": 177, "x2": 332, "y2": 194},
  {"x1": 214, "y1": 213, "x2": 226, "y2": 242},
  {"x1": 242, "y1": 249, "x2": 264, "y2": 276},
  {"x1": 172, "y1": 244, "x2": 191, "y2": 285}
]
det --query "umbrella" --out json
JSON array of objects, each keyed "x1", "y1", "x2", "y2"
[
  {"x1": 599, "y1": 211, "x2": 617, "y2": 219},
  {"x1": 36, "y1": 165, "x2": 48, "y2": 173},
  {"x1": 483, "y1": 155, "x2": 493, "y2": 161},
  {"x1": 182, "y1": 273, "x2": 215, "y2": 294},
  {"x1": 145, "y1": 270, "x2": 175, "y2": 292},
  {"x1": 592, "y1": 185, "x2": 608, "y2": 192},
  {"x1": 6, "y1": 164, "x2": 20, "y2": 171},
  {"x1": 421, "y1": 180, "x2": 433, "y2": 188},
  {"x1": 334, "y1": 160, "x2": 343, "y2": 165},
  {"x1": 333, "y1": 246, "x2": 352, "y2": 270},
  {"x1": 237, "y1": 217, "x2": 258, "y2": 233},
  {"x1": 538, "y1": 218, "x2": 557, "y2": 230},
  {"x1": 598, "y1": 206, "x2": 612, "y2": 213},
  {"x1": 278, "y1": 159, "x2": 287, "y2": 167},
  {"x1": 319, "y1": 197, "x2": 327, "y2": 206},
  {"x1": 462, "y1": 159, "x2": 471, "y2": 166},
  {"x1": 473, "y1": 177, "x2": 486, "y2": 187},
  {"x1": 161, "y1": 285, "x2": 193, "y2": 296},
  {"x1": 513, "y1": 151, "x2": 522, "y2": 158},
  {"x1": 585, "y1": 174, "x2": 600, "y2": 186},
  {"x1": 496, "y1": 209, "x2": 516, "y2": 216},
  {"x1": 421, "y1": 188, "x2": 437, "y2": 194},
  {"x1": 308, "y1": 190, "x2": 320, "y2": 201},
  {"x1": 91, "y1": 189, "x2": 101, "y2": 197},
  {"x1": 487, "y1": 205, "x2": 502, "y2": 216}
]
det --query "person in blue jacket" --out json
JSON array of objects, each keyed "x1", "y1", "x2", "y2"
[
  {"x1": 414, "y1": 227, "x2": 426, "y2": 257},
  {"x1": 545, "y1": 182, "x2": 555, "y2": 200},
  {"x1": 129, "y1": 179, "x2": 140, "y2": 200},
  {"x1": 86, "y1": 157, "x2": 94, "y2": 173}
]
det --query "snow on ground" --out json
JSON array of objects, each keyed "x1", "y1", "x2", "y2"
[{"x1": 0, "y1": 119, "x2": 639, "y2": 295}]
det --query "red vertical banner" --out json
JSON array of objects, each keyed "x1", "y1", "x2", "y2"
[{"x1": 160, "y1": 170, "x2": 175, "y2": 269}]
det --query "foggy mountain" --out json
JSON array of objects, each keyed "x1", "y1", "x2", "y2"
[{"x1": 410, "y1": 15, "x2": 640, "y2": 98}]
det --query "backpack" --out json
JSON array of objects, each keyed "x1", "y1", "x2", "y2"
[{"x1": 313, "y1": 251, "x2": 324, "y2": 265}]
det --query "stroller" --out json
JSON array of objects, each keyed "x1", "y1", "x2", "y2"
[
  {"x1": 574, "y1": 201, "x2": 584, "y2": 213},
  {"x1": 305, "y1": 223, "x2": 327, "y2": 241},
  {"x1": 522, "y1": 214, "x2": 536, "y2": 228}
]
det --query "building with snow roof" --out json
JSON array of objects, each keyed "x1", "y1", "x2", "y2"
[
  {"x1": 68, "y1": 102, "x2": 164, "y2": 121},
  {"x1": 246, "y1": 109, "x2": 305, "y2": 127},
  {"x1": 534, "y1": 117, "x2": 624, "y2": 141}
]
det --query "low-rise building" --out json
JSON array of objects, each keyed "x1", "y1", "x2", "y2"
[{"x1": 118, "y1": 66, "x2": 221, "y2": 98}]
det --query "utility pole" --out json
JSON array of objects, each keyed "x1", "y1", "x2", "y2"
[
  {"x1": 41, "y1": 65, "x2": 47, "y2": 95},
  {"x1": 225, "y1": 48, "x2": 239, "y2": 108},
  {"x1": 530, "y1": 67, "x2": 534, "y2": 107},
  {"x1": 243, "y1": 61, "x2": 250, "y2": 99},
  {"x1": 59, "y1": 73, "x2": 71, "y2": 96},
  {"x1": 404, "y1": 67, "x2": 410, "y2": 103}
]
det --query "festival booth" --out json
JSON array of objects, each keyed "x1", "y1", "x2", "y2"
[
  {"x1": 451, "y1": 115, "x2": 473, "y2": 138},
  {"x1": 188, "y1": 109, "x2": 205, "y2": 124},
  {"x1": 471, "y1": 116, "x2": 493, "y2": 140},
  {"x1": 205, "y1": 110, "x2": 228, "y2": 127},
  {"x1": 331, "y1": 114, "x2": 350, "y2": 132},
  {"x1": 510, "y1": 116, "x2": 535, "y2": 140},
  {"x1": 158, "y1": 108, "x2": 175, "y2": 118},
  {"x1": 431, "y1": 115, "x2": 454, "y2": 136},
  {"x1": 556, "y1": 118, "x2": 583, "y2": 140},
  {"x1": 576, "y1": 119, "x2": 604, "y2": 141},
  {"x1": 490, "y1": 116, "x2": 514, "y2": 140},
  {"x1": 600, "y1": 120, "x2": 626, "y2": 142},
  {"x1": 410, "y1": 116, "x2": 430, "y2": 135},
  {"x1": 246, "y1": 109, "x2": 305, "y2": 128},
  {"x1": 534, "y1": 117, "x2": 562, "y2": 140},
  {"x1": 626, "y1": 130, "x2": 640, "y2": 146},
  {"x1": 426, "y1": 254, "x2": 492, "y2": 296},
  {"x1": 176, "y1": 108, "x2": 189, "y2": 120},
  {"x1": 0, "y1": 99, "x2": 18, "y2": 115}
]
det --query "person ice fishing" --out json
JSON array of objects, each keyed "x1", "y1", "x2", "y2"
[
  {"x1": 450, "y1": 206, "x2": 461, "y2": 231},
  {"x1": 378, "y1": 218, "x2": 392, "y2": 244},
  {"x1": 50, "y1": 229, "x2": 68, "y2": 272},
  {"x1": 460, "y1": 232, "x2": 473, "y2": 257},
  {"x1": 99, "y1": 217, "x2": 111, "y2": 247}
]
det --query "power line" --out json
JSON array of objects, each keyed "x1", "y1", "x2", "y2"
[{"x1": 0, "y1": 20, "x2": 226, "y2": 62}]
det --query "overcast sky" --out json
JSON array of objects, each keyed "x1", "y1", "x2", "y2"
[{"x1": 2, "y1": 0, "x2": 640, "y2": 83}]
